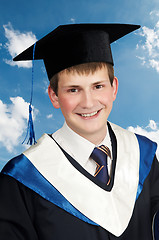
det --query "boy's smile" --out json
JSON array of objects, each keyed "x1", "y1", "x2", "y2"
[{"x1": 48, "y1": 66, "x2": 118, "y2": 144}]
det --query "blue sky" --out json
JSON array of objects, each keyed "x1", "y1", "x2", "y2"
[{"x1": 1, "y1": 0, "x2": 159, "y2": 170}]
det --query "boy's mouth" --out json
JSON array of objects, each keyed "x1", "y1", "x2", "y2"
[{"x1": 77, "y1": 110, "x2": 100, "y2": 118}]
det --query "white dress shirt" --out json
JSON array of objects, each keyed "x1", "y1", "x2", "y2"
[{"x1": 52, "y1": 122, "x2": 112, "y2": 176}]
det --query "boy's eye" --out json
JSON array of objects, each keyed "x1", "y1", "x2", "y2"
[
  {"x1": 95, "y1": 84, "x2": 103, "y2": 89},
  {"x1": 68, "y1": 88, "x2": 78, "y2": 93}
]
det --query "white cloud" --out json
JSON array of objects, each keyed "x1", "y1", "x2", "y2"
[
  {"x1": 3, "y1": 22, "x2": 37, "y2": 68},
  {"x1": 69, "y1": 18, "x2": 76, "y2": 23},
  {"x1": 148, "y1": 119, "x2": 157, "y2": 130},
  {"x1": 137, "y1": 12, "x2": 159, "y2": 73},
  {"x1": 136, "y1": 55, "x2": 146, "y2": 65},
  {"x1": 0, "y1": 97, "x2": 38, "y2": 153},
  {"x1": 42, "y1": 79, "x2": 49, "y2": 94},
  {"x1": 127, "y1": 120, "x2": 159, "y2": 158},
  {"x1": 46, "y1": 114, "x2": 53, "y2": 119},
  {"x1": 149, "y1": 59, "x2": 159, "y2": 72},
  {"x1": 150, "y1": 10, "x2": 159, "y2": 18}
]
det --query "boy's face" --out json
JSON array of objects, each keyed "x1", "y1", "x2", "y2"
[{"x1": 48, "y1": 66, "x2": 118, "y2": 143}]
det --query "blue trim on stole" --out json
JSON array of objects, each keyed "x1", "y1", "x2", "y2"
[
  {"x1": 135, "y1": 134, "x2": 157, "y2": 200},
  {"x1": 1, "y1": 154, "x2": 98, "y2": 226}
]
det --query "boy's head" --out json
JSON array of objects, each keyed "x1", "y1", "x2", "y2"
[{"x1": 50, "y1": 62, "x2": 114, "y2": 96}]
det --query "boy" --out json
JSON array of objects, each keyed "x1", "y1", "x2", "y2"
[{"x1": 0, "y1": 24, "x2": 159, "y2": 239}]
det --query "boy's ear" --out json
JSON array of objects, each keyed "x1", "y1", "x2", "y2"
[
  {"x1": 48, "y1": 85, "x2": 60, "y2": 109},
  {"x1": 112, "y1": 76, "x2": 118, "y2": 101}
]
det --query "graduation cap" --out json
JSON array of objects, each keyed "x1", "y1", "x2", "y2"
[
  {"x1": 13, "y1": 23, "x2": 140, "y2": 80},
  {"x1": 14, "y1": 23, "x2": 140, "y2": 145}
]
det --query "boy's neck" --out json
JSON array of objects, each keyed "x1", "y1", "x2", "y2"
[{"x1": 73, "y1": 127, "x2": 107, "y2": 146}]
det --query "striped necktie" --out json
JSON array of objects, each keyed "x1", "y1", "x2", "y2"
[{"x1": 91, "y1": 145, "x2": 111, "y2": 185}]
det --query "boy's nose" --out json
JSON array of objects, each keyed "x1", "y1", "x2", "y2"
[{"x1": 80, "y1": 91, "x2": 95, "y2": 109}]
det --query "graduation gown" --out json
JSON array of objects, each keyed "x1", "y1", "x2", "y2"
[{"x1": 0, "y1": 122, "x2": 159, "y2": 240}]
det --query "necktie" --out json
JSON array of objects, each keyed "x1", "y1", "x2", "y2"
[{"x1": 91, "y1": 145, "x2": 111, "y2": 185}]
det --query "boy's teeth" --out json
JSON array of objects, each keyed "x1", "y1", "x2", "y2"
[{"x1": 81, "y1": 111, "x2": 98, "y2": 117}]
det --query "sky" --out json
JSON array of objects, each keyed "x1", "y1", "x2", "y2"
[{"x1": 0, "y1": 0, "x2": 159, "y2": 170}]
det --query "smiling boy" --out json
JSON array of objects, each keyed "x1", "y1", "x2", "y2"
[{"x1": 0, "y1": 24, "x2": 159, "y2": 240}]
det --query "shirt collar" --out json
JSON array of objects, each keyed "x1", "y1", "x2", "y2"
[
  {"x1": 53, "y1": 122, "x2": 112, "y2": 168},
  {"x1": 55, "y1": 122, "x2": 94, "y2": 167}
]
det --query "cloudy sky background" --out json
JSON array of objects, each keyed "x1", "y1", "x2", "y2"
[{"x1": 0, "y1": 0, "x2": 159, "y2": 170}]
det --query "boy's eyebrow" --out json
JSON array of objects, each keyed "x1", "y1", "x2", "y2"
[
  {"x1": 92, "y1": 80, "x2": 108, "y2": 85},
  {"x1": 61, "y1": 84, "x2": 81, "y2": 89},
  {"x1": 63, "y1": 85, "x2": 80, "y2": 88},
  {"x1": 93, "y1": 80, "x2": 105, "y2": 84},
  {"x1": 62, "y1": 80, "x2": 108, "y2": 88}
]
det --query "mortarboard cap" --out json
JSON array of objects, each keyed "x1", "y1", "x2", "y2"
[{"x1": 13, "y1": 23, "x2": 140, "y2": 80}]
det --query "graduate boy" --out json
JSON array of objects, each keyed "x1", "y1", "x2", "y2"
[{"x1": 0, "y1": 23, "x2": 159, "y2": 239}]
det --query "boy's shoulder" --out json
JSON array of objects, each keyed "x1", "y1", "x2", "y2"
[{"x1": 109, "y1": 121, "x2": 157, "y2": 150}]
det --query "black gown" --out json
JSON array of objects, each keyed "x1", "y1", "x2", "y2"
[{"x1": 0, "y1": 123, "x2": 159, "y2": 239}]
